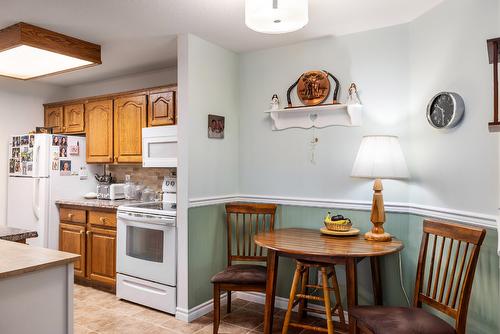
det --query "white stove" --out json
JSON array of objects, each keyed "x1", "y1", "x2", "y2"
[
  {"x1": 116, "y1": 200, "x2": 177, "y2": 314},
  {"x1": 118, "y1": 201, "x2": 176, "y2": 217}
]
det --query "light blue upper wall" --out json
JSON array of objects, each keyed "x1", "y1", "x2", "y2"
[
  {"x1": 408, "y1": 0, "x2": 499, "y2": 216},
  {"x1": 186, "y1": 35, "x2": 240, "y2": 199},
  {"x1": 238, "y1": 25, "x2": 411, "y2": 204},
  {"x1": 237, "y1": 0, "x2": 500, "y2": 218}
]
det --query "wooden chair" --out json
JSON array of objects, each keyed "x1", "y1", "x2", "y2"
[
  {"x1": 350, "y1": 219, "x2": 486, "y2": 334},
  {"x1": 211, "y1": 202, "x2": 277, "y2": 334}
]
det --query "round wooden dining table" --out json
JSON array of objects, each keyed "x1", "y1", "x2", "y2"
[{"x1": 254, "y1": 228, "x2": 404, "y2": 334}]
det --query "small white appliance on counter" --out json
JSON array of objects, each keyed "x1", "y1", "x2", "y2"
[
  {"x1": 116, "y1": 201, "x2": 177, "y2": 314},
  {"x1": 142, "y1": 125, "x2": 177, "y2": 168},
  {"x1": 97, "y1": 183, "x2": 125, "y2": 200},
  {"x1": 7, "y1": 134, "x2": 99, "y2": 248}
]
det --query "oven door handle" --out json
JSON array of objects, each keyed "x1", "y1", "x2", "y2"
[{"x1": 117, "y1": 211, "x2": 176, "y2": 226}]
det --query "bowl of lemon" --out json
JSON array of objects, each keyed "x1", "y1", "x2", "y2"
[
  {"x1": 321, "y1": 211, "x2": 360, "y2": 236},
  {"x1": 324, "y1": 212, "x2": 352, "y2": 231}
]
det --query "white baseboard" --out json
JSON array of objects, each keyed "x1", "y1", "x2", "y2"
[
  {"x1": 176, "y1": 292, "x2": 228, "y2": 322},
  {"x1": 180, "y1": 291, "x2": 348, "y2": 324}
]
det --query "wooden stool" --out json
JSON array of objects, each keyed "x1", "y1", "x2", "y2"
[{"x1": 282, "y1": 261, "x2": 346, "y2": 334}]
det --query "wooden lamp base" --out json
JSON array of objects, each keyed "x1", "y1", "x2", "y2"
[
  {"x1": 365, "y1": 178, "x2": 392, "y2": 242},
  {"x1": 364, "y1": 231, "x2": 392, "y2": 242}
]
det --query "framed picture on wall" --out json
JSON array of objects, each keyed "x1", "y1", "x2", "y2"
[{"x1": 208, "y1": 114, "x2": 225, "y2": 139}]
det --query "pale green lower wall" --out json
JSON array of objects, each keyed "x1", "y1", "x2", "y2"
[{"x1": 188, "y1": 204, "x2": 499, "y2": 334}]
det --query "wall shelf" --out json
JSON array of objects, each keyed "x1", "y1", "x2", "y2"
[{"x1": 264, "y1": 103, "x2": 362, "y2": 130}]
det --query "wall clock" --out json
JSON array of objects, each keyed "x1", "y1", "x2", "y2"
[{"x1": 426, "y1": 92, "x2": 465, "y2": 129}]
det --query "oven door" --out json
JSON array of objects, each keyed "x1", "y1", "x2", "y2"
[
  {"x1": 142, "y1": 126, "x2": 177, "y2": 168},
  {"x1": 117, "y1": 211, "x2": 176, "y2": 286}
]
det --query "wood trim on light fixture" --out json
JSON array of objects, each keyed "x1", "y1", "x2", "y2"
[{"x1": 0, "y1": 22, "x2": 101, "y2": 80}]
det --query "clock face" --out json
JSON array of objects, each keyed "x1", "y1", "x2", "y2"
[{"x1": 426, "y1": 92, "x2": 464, "y2": 129}]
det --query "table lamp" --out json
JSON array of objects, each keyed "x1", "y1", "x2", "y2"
[{"x1": 351, "y1": 135, "x2": 409, "y2": 242}]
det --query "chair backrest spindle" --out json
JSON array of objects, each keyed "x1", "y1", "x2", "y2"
[
  {"x1": 412, "y1": 219, "x2": 486, "y2": 334},
  {"x1": 225, "y1": 203, "x2": 277, "y2": 266}
]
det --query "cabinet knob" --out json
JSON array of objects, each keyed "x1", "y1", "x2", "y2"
[
  {"x1": 86, "y1": 231, "x2": 91, "y2": 236},
  {"x1": 99, "y1": 217, "x2": 106, "y2": 223},
  {"x1": 68, "y1": 213, "x2": 73, "y2": 220}
]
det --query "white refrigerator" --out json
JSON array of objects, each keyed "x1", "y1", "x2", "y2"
[{"x1": 7, "y1": 133, "x2": 99, "y2": 249}]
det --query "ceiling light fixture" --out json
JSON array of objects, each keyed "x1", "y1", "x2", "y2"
[
  {"x1": 0, "y1": 22, "x2": 101, "y2": 80},
  {"x1": 245, "y1": 0, "x2": 309, "y2": 34}
]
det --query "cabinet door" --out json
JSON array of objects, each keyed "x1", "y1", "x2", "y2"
[
  {"x1": 87, "y1": 226, "x2": 116, "y2": 286},
  {"x1": 114, "y1": 95, "x2": 146, "y2": 163},
  {"x1": 85, "y1": 100, "x2": 114, "y2": 163},
  {"x1": 148, "y1": 91, "x2": 176, "y2": 126},
  {"x1": 59, "y1": 223, "x2": 86, "y2": 277},
  {"x1": 45, "y1": 106, "x2": 63, "y2": 133},
  {"x1": 63, "y1": 104, "x2": 85, "y2": 133}
]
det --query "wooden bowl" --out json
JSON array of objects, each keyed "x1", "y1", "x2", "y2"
[{"x1": 324, "y1": 220, "x2": 352, "y2": 232}]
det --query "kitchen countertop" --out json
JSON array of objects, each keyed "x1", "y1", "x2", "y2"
[
  {"x1": 0, "y1": 226, "x2": 38, "y2": 242},
  {"x1": 55, "y1": 198, "x2": 142, "y2": 210},
  {"x1": 0, "y1": 240, "x2": 79, "y2": 279}
]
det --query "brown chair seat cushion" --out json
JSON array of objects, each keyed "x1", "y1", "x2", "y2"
[
  {"x1": 350, "y1": 306, "x2": 456, "y2": 334},
  {"x1": 211, "y1": 264, "x2": 267, "y2": 285}
]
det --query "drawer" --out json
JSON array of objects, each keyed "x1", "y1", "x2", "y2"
[
  {"x1": 60, "y1": 208, "x2": 86, "y2": 224},
  {"x1": 88, "y1": 210, "x2": 116, "y2": 228}
]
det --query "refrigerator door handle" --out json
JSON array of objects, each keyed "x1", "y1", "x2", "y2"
[
  {"x1": 33, "y1": 143, "x2": 41, "y2": 177},
  {"x1": 32, "y1": 178, "x2": 40, "y2": 220}
]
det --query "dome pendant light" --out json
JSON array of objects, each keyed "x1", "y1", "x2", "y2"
[{"x1": 245, "y1": 0, "x2": 309, "y2": 34}]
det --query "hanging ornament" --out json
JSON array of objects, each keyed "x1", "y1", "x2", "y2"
[{"x1": 309, "y1": 128, "x2": 319, "y2": 164}]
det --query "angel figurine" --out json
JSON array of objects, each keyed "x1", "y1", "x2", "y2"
[
  {"x1": 347, "y1": 83, "x2": 361, "y2": 105},
  {"x1": 270, "y1": 94, "x2": 280, "y2": 110}
]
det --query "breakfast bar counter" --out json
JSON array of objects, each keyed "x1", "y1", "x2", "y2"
[{"x1": 0, "y1": 240, "x2": 79, "y2": 334}]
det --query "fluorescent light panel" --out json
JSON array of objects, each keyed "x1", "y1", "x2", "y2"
[
  {"x1": 0, "y1": 45, "x2": 93, "y2": 79},
  {"x1": 0, "y1": 22, "x2": 101, "y2": 80}
]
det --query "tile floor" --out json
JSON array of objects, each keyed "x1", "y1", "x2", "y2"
[{"x1": 74, "y1": 284, "x2": 347, "y2": 334}]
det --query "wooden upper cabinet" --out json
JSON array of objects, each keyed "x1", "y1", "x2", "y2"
[
  {"x1": 45, "y1": 106, "x2": 63, "y2": 133},
  {"x1": 63, "y1": 104, "x2": 85, "y2": 133},
  {"x1": 148, "y1": 90, "x2": 176, "y2": 126},
  {"x1": 85, "y1": 100, "x2": 114, "y2": 163},
  {"x1": 114, "y1": 94, "x2": 146, "y2": 163},
  {"x1": 59, "y1": 223, "x2": 86, "y2": 278},
  {"x1": 87, "y1": 226, "x2": 116, "y2": 286}
]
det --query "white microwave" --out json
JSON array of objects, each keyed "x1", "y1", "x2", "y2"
[{"x1": 142, "y1": 126, "x2": 177, "y2": 167}]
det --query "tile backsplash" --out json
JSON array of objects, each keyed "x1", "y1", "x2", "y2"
[{"x1": 105, "y1": 165, "x2": 175, "y2": 192}]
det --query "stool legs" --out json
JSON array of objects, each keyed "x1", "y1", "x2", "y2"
[
  {"x1": 282, "y1": 262, "x2": 303, "y2": 334},
  {"x1": 282, "y1": 262, "x2": 345, "y2": 334},
  {"x1": 321, "y1": 267, "x2": 334, "y2": 334},
  {"x1": 298, "y1": 267, "x2": 309, "y2": 321},
  {"x1": 330, "y1": 268, "x2": 345, "y2": 326}
]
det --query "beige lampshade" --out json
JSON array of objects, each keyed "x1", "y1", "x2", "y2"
[{"x1": 351, "y1": 135, "x2": 409, "y2": 179}]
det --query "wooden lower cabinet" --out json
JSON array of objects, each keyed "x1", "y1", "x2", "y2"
[
  {"x1": 59, "y1": 223, "x2": 86, "y2": 277},
  {"x1": 87, "y1": 226, "x2": 116, "y2": 286},
  {"x1": 58, "y1": 206, "x2": 117, "y2": 290}
]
